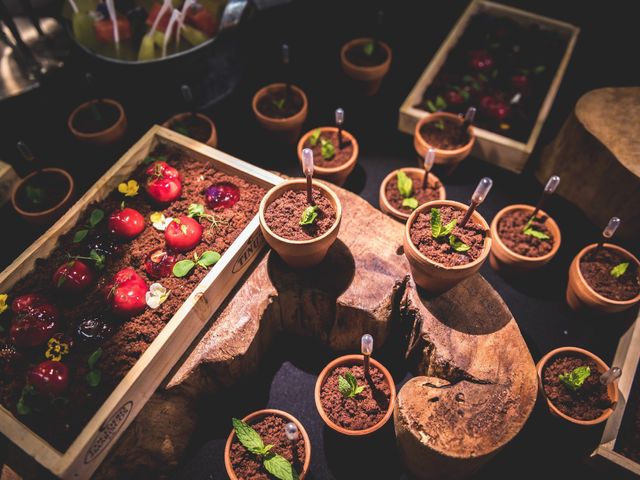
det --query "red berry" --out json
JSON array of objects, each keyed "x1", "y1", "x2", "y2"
[
  {"x1": 445, "y1": 90, "x2": 465, "y2": 106},
  {"x1": 144, "y1": 249, "x2": 177, "y2": 279},
  {"x1": 204, "y1": 182, "x2": 240, "y2": 210},
  {"x1": 468, "y1": 50, "x2": 494, "y2": 71},
  {"x1": 106, "y1": 268, "x2": 148, "y2": 316},
  {"x1": 108, "y1": 207, "x2": 145, "y2": 240},
  {"x1": 28, "y1": 360, "x2": 69, "y2": 395},
  {"x1": 480, "y1": 95, "x2": 511, "y2": 121},
  {"x1": 11, "y1": 294, "x2": 48, "y2": 314},
  {"x1": 164, "y1": 216, "x2": 202, "y2": 252},
  {"x1": 10, "y1": 303, "x2": 60, "y2": 348},
  {"x1": 53, "y1": 260, "x2": 95, "y2": 293},
  {"x1": 145, "y1": 161, "x2": 182, "y2": 204},
  {"x1": 510, "y1": 74, "x2": 529, "y2": 91}
]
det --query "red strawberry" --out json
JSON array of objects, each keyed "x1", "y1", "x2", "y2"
[
  {"x1": 28, "y1": 360, "x2": 69, "y2": 395},
  {"x1": 10, "y1": 303, "x2": 60, "y2": 348},
  {"x1": 53, "y1": 260, "x2": 95, "y2": 293},
  {"x1": 164, "y1": 216, "x2": 202, "y2": 252},
  {"x1": 144, "y1": 249, "x2": 177, "y2": 279},
  {"x1": 108, "y1": 207, "x2": 145, "y2": 240},
  {"x1": 445, "y1": 90, "x2": 465, "y2": 106},
  {"x1": 480, "y1": 95, "x2": 511, "y2": 121},
  {"x1": 106, "y1": 268, "x2": 148, "y2": 316},
  {"x1": 468, "y1": 50, "x2": 494, "y2": 71},
  {"x1": 11, "y1": 293, "x2": 48, "y2": 314},
  {"x1": 145, "y1": 161, "x2": 182, "y2": 204}
]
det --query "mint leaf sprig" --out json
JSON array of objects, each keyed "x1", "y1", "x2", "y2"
[
  {"x1": 522, "y1": 216, "x2": 550, "y2": 240},
  {"x1": 611, "y1": 262, "x2": 629, "y2": 279},
  {"x1": 173, "y1": 251, "x2": 221, "y2": 278},
  {"x1": 72, "y1": 209, "x2": 105, "y2": 243},
  {"x1": 396, "y1": 171, "x2": 418, "y2": 211},
  {"x1": 70, "y1": 249, "x2": 107, "y2": 270},
  {"x1": 559, "y1": 366, "x2": 591, "y2": 391},
  {"x1": 320, "y1": 138, "x2": 335, "y2": 160},
  {"x1": 338, "y1": 371, "x2": 364, "y2": 398},
  {"x1": 86, "y1": 347, "x2": 103, "y2": 387},
  {"x1": 232, "y1": 418, "x2": 299, "y2": 480},
  {"x1": 430, "y1": 208, "x2": 470, "y2": 253},
  {"x1": 300, "y1": 205, "x2": 318, "y2": 226},
  {"x1": 188, "y1": 203, "x2": 228, "y2": 232}
]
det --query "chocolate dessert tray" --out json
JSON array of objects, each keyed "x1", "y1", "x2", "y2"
[
  {"x1": 0, "y1": 126, "x2": 283, "y2": 479},
  {"x1": 398, "y1": 0, "x2": 579, "y2": 173},
  {"x1": 593, "y1": 311, "x2": 640, "y2": 476}
]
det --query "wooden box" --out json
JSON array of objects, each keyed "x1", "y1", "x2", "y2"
[
  {"x1": 0, "y1": 126, "x2": 283, "y2": 479},
  {"x1": 592, "y1": 312, "x2": 640, "y2": 476},
  {"x1": 398, "y1": 0, "x2": 579, "y2": 173}
]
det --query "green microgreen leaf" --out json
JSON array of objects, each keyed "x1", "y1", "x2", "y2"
[
  {"x1": 434, "y1": 95, "x2": 448, "y2": 110},
  {"x1": 89, "y1": 250, "x2": 106, "y2": 270},
  {"x1": 611, "y1": 262, "x2": 630, "y2": 279},
  {"x1": 426, "y1": 99, "x2": 437, "y2": 112},
  {"x1": 300, "y1": 205, "x2": 318, "y2": 226},
  {"x1": 559, "y1": 366, "x2": 591, "y2": 391},
  {"x1": 197, "y1": 251, "x2": 221, "y2": 268},
  {"x1": 309, "y1": 129, "x2": 322, "y2": 147},
  {"x1": 533, "y1": 65, "x2": 546, "y2": 74},
  {"x1": 86, "y1": 369, "x2": 102, "y2": 387},
  {"x1": 89, "y1": 209, "x2": 105, "y2": 227},
  {"x1": 430, "y1": 208, "x2": 443, "y2": 238},
  {"x1": 272, "y1": 98, "x2": 286, "y2": 110},
  {"x1": 402, "y1": 197, "x2": 419, "y2": 210},
  {"x1": 338, "y1": 371, "x2": 364, "y2": 398},
  {"x1": 396, "y1": 170, "x2": 413, "y2": 198},
  {"x1": 449, "y1": 235, "x2": 470, "y2": 252},
  {"x1": 173, "y1": 259, "x2": 196, "y2": 277},
  {"x1": 88, "y1": 347, "x2": 103, "y2": 370},
  {"x1": 16, "y1": 385, "x2": 35, "y2": 415},
  {"x1": 523, "y1": 227, "x2": 550, "y2": 240},
  {"x1": 320, "y1": 138, "x2": 335, "y2": 160},
  {"x1": 188, "y1": 203, "x2": 205, "y2": 218},
  {"x1": 73, "y1": 229, "x2": 89, "y2": 243},
  {"x1": 434, "y1": 120, "x2": 445, "y2": 130},
  {"x1": 26, "y1": 185, "x2": 46, "y2": 205},
  {"x1": 362, "y1": 41, "x2": 375, "y2": 56}
]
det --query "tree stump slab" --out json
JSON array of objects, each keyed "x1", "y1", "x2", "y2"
[{"x1": 536, "y1": 87, "x2": 640, "y2": 239}]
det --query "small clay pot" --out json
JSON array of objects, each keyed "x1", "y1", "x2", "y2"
[
  {"x1": 314, "y1": 354, "x2": 396, "y2": 436},
  {"x1": 340, "y1": 38, "x2": 392, "y2": 96},
  {"x1": 163, "y1": 112, "x2": 218, "y2": 147},
  {"x1": 566, "y1": 243, "x2": 640, "y2": 313},
  {"x1": 413, "y1": 112, "x2": 475, "y2": 170},
  {"x1": 536, "y1": 346, "x2": 618, "y2": 426},
  {"x1": 252, "y1": 83, "x2": 309, "y2": 143},
  {"x1": 259, "y1": 179, "x2": 342, "y2": 268},
  {"x1": 68, "y1": 99, "x2": 127, "y2": 145},
  {"x1": 403, "y1": 200, "x2": 491, "y2": 293},
  {"x1": 489, "y1": 204, "x2": 561, "y2": 272},
  {"x1": 297, "y1": 127, "x2": 359, "y2": 187},
  {"x1": 224, "y1": 409, "x2": 311, "y2": 480},
  {"x1": 11, "y1": 168, "x2": 74, "y2": 226},
  {"x1": 379, "y1": 167, "x2": 446, "y2": 223}
]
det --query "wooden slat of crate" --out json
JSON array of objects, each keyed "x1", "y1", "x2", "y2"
[{"x1": 0, "y1": 126, "x2": 283, "y2": 479}]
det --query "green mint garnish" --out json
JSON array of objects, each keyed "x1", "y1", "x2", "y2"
[
  {"x1": 434, "y1": 95, "x2": 447, "y2": 111},
  {"x1": 188, "y1": 203, "x2": 206, "y2": 218},
  {"x1": 449, "y1": 235, "x2": 471, "y2": 252},
  {"x1": 396, "y1": 170, "x2": 413, "y2": 198},
  {"x1": 338, "y1": 371, "x2": 365, "y2": 398},
  {"x1": 72, "y1": 208, "x2": 104, "y2": 243},
  {"x1": 611, "y1": 262, "x2": 630, "y2": 279},
  {"x1": 320, "y1": 138, "x2": 335, "y2": 160},
  {"x1": 434, "y1": 120, "x2": 445, "y2": 130},
  {"x1": 300, "y1": 205, "x2": 318, "y2": 226},
  {"x1": 523, "y1": 227, "x2": 550, "y2": 240},
  {"x1": 309, "y1": 129, "x2": 322, "y2": 147},
  {"x1": 16, "y1": 385, "x2": 35, "y2": 415},
  {"x1": 559, "y1": 366, "x2": 591, "y2": 391},
  {"x1": 86, "y1": 347, "x2": 103, "y2": 387},
  {"x1": 362, "y1": 41, "x2": 375, "y2": 56},
  {"x1": 272, "y1": 98, "x2": 286, "y2": 110},
  {"x1": 173, "y1": 251, "x2": 221, "y2": 277},
  {"x1": 430, "y1": 208, "x2": 456, "y2": 239},
  {"x1": 25, "y1": 185, "x2": 46, "y2": 205},
  {"x1": 402, "y1": 197, "x2": 419, "y2": 210}
]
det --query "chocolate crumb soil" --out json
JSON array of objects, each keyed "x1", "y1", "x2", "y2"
[
  {"x1": 0, "y1": 142, "x2": 265, "y2": 451},
  {"x1": 385, "y1": 171, "x2": 442, "y2": 213},
  {"x1": 497, "y1": 209, "x2": 554, "y2": 257},
  {"x1": 72, "y1": 102, "x2": 120, "y2": 134},
  {"x1": 580, "y1": 248, "x2": 640, "y2": 301},
  {"x1": 320, "y1": 364, "x2": 390, "y2": 431},
  {"x1": 410, "y1": 205, "x2": 487, "y2": 266},
  {"x1": 542, "y1": 354, "x2": 612, "y2": 421},
  {"x1": 303, "y1": 130, "x2": 354, "y2": 168},
  {"x1": 168, "y1": 115, "x2": 212, "y2": 144},
  {"x1": 616, "y1": 369, "x2": 640, "y2": 462},
  {"x1": 257, "y1": 88, "x2": 304, "y2": 119},
  {"x1": 230, "y1": 414, "x2": 306, "y2": 480},
  {"x1": 345, "y1": 41, "x2": 388, "y2": 67},
  {"x1": 264, "y1": 188, "x2": 336, "y2": 241},
  {"x1": 420, "y1": 117, "x2": 470, "y2": 150}
]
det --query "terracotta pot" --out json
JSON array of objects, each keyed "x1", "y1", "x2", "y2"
[
  {"x1": 259, "y1": 179, "x2": 342, "y2": 268},
  {"x1": 297, "y1": 127, "x2": 359, "y2": 187},
  {"x1": 340, "y1": 38, "x2": 392, "y2": 96},
  {"x1": 403, "y1": 200, "x2": 491, "y2": 293},
  {"x1": 489, "y1": 204, "x2": 561, "y2": 272},
  {"x1": 252, "y1": 83, "x2": 308, "y2": 143},
  {"x1": 566, "y1": 243, "x2": 640, "y2": 313},
  {"x1": 224, "y1": 409, "x2": 311, "y2": 480},
  {"x1": 11, "y1": 168, "x2": 74, "y2": 226},
  {"x1": 315, "y1": 354, "x2": 396, "y2": 436},
  {"x1": 68, "y1": 99, "x2": 127, "y2": 145},
  {"x1": 536, "y1": 347, "x2": 618, "y2": 426},
  {"x1": 162, "y1": 112, "x2": 218, "y2": 147},
  {"x1": 379, "y1": 167, "x2": 446, "y2": 223},
  {"x1": 413, "y1": 112, "x2": 475, "y2": 170}
]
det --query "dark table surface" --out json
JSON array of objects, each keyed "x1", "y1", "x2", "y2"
[{"x1": 1, "y1": 0, "x2": 639, "y2": 479}]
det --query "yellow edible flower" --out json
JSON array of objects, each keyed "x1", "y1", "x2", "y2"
[
  {"x1": 45, "y1": 337, "x2": 69, "y2": 362},
  {"x1": 499, "y1": 123, "x2": 511, "y2": 131},
  {"x1": 0, "y1": 294, "x2": 8, "y2": 315},
  {"x1": 150, "y1": 212, "x2": 164, "y2": 223},
  {"x1": 118, "y1": 179, "x2": 139, "y2": 197}
]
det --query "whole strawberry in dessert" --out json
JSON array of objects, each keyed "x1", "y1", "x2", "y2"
[
  {"x1": 108, "y1": 207, "x2": 145, "y2": 240},
  {"x1": 105, "y1": 267, "x2": 148, "y2": 316},
  {"x1": 10, "y1": 301, "x2": 60, "y2": 348},
  {"x1": 145, "y1": 161, "x2": 182, "y2": 204},
  {"x1": 468, "y1": 50, "x2": 494, "y2": 71},
  {"x1": 480, "y1": 95, "x2": 511, "y2": 121},
  {"x1": 445, "y1": 90, "x2": 465, "y2": 106},
  {"x1": 164, "y1": 216, "x2": 202, "y2": 252},
  {"x1": 144, "y1": 249, "x2": 177, "y2": 279},
  {"x1": 53, "y1": 260, "x2": 95, "y2": 293},
  {"x1": 28, "y1": 360, "x2": 69, "y2": 395}
]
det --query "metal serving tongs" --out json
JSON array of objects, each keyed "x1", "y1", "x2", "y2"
[{"x1": 0, "y1": 0, "x2": 42, "y2": 80}]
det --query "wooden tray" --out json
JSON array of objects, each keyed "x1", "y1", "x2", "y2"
[
  {"x1": 0, "y1": 126, "x2": 283, "y2": 479},
  {"x1": 398, "y1": 0, "x2": 579, "y2": 173},
  {"x1": 592, "y1": 311, "x2": 640, "y2": 477}
]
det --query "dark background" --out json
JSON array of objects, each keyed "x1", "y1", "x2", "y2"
[{"x1": 1, "y1": 0, "x2": 639, "y2": 478}]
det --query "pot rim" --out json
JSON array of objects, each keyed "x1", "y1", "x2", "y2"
[
  {"x1": 314, "y1": 354, "x2": 396, "y2": 436},
  {"x1": 340, "y1": 37, "x2": 392, "y2": 72},
  {"x1": 11, "y1": 168, "x2": 74, "y2": 218},
  {"x1": 574, "y1": 243, "x2": 640, "y2": 306},
  {"x1": 491, "y1": 204, "x2": 561, "y2": 263},
  {"x1": 414, "y1": 112, "x2": 475, "y2": 157},
  {"x1": 68, "y1": 98, "x2": 126, "y2": 140},
  {"x1": 252, "y1": 83, "x2": 308, "y2": 124},
  {"x1": 259, "y1": 179, "x2": 342, "y2": 246},
  {"x1": 379, "y1": 167, "x2": 446, "y2": 220},
  {"x1": 224, "y1": 408, "x2": 311, "y2": 480},
  {"x1": 297, "y1": 127, "x2": 359, "y2": 174},
  {"x1": 162, "y1": 112, "x2": 217, "y2": 144},
  {"x1": 404, "y1": 199, "x2": 491, "y2": 271},
  {"x1": 536, "y1": 346, "x2": 618, "y2": 426}
]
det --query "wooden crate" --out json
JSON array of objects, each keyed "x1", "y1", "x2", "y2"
[
  {"x1": 0, "y1": 126, "x2": 283, "y2": 479},
  {"x1": 0, "y1": 160, "x2": 20, "y2": 207},
  {"x1": 398, "y1": 0, "x2": 579, "y2": 173},
  {"x1": 592, "y1": 312, "x2": 640, "y2": 477}
]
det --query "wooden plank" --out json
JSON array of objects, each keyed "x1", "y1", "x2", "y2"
[{"x1": 0, "y1": 126, "x2": 283, "y2": 479}]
